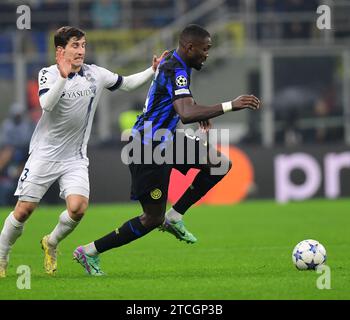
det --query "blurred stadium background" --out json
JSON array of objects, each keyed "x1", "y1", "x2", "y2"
[{"x1": 0, "y1": 0, "x2": 349, "y2": 205}]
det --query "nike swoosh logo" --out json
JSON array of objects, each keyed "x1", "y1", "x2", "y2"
[{"x1": 176, "y1": 230, "x2": 186, "y2": 237}]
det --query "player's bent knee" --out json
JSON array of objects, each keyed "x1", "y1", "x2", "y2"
[
  {"x1": 67, "y1": 197, "x2": 89, "y2": 219},
  {"x1": 68, "y1": 203, "x2": 88, "y2": 216},
  {"x1": 67, "y1": 194, "x2": 88, "y2": 208},
  {"x1": 14, "y1": 201, "x2": 37, "y2": 222}
]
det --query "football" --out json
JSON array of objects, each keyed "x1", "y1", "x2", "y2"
[{"x1": 292, "y1": 239, "x2": 327, "y2": 270}]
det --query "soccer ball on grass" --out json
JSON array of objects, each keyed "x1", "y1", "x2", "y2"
[{"x1": 292, "y1": 239, "x2": 327, "y2": 270}]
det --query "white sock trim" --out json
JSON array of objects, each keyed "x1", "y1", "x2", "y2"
[
  {"x1": 0, "y1": 212, "x2": 24, "y2": 259},
  {"x1": 84, "y1": 242, "x2": 98, "y2": 256},
  {"x1": 64, "y1": 211, "x2": 80, "y2": 227},
  {"x1": 165, "y1": 208, "x2": 183, "y2": 222},
  {"x1": 48, "y1": 210, "x2": 80, "y2": 247},
  {"x1": 8, "y1": 212, "x2": 24, "y2": 228}
]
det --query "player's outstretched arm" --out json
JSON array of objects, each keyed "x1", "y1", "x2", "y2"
[
  {"x1": 118, "y1": 68, "x2": 154, "y2": 92},
  {"x1": 173, "y1": 95, "x2": 260, "y2": 124},
  {"x1": 119, "y1": 50, "x2": 169, "y2": 92}
]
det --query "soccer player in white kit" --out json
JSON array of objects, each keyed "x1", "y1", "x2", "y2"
[{"x1": 0, "y1": 26, "x2": 167, "y2": 277}]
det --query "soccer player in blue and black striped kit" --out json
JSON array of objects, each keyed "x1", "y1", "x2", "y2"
[{"x1": 73, "y1": 24, "x2": 260, "y2": 275}]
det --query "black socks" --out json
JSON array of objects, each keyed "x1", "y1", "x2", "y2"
[
  {"x1": 94, "y1": 216, "x2": 152, "y2": 253},
  {"x1": 173, "y1": 171, "x2": 225, "y2": 214}
]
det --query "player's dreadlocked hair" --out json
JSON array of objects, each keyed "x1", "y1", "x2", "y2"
[
  {"x1": 179, "y1": 24, "x2": 210, "y2": 46},
  {"x1": 54, "y1": 26, "x2": 85, "y2": 48}
]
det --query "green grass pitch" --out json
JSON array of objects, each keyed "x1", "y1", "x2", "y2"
[{"x1": 0, "y1": 199, "x2": 349, "y2": 300}]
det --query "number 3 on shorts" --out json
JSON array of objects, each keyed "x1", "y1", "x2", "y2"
[{"x1": 20, "y1": 168, "x2": 29, "y2": 182}]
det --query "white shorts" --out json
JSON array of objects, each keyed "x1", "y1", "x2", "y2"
[{"x1": 14, "y1": 155, "x2": 90, "y2": 202}]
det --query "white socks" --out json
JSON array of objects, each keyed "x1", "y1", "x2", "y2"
[
  {"x1": 48, "y1": 210, "x2": 79, "y2": 247},
  {"x1": 0, "y1": 210, "x2": 81, "y2": 261},
  {"x1": 165, "y1": 207, "x2": 183, "y2": 222},
  {"x1": 83, "y1": 242, "x2": 98, "y2": 256},
  {"x1": 0, "y1": 212, "x2": 24, "y2": 260}
]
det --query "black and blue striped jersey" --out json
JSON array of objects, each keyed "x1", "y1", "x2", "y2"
[{"x1": 132, "y1": 50, "x2": 193, "y2": 145}]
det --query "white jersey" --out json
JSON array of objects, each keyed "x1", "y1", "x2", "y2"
[{"x1": 30, "y1": 63, "x2": 123, "y2": 161}]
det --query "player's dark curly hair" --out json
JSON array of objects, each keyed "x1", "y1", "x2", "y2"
[
  {"x1": 54, "y1": 26, "x2": 85, "y2": 48},
  {"x1": 179, "y1": 24, "x2": 210, "y2": 44}
]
